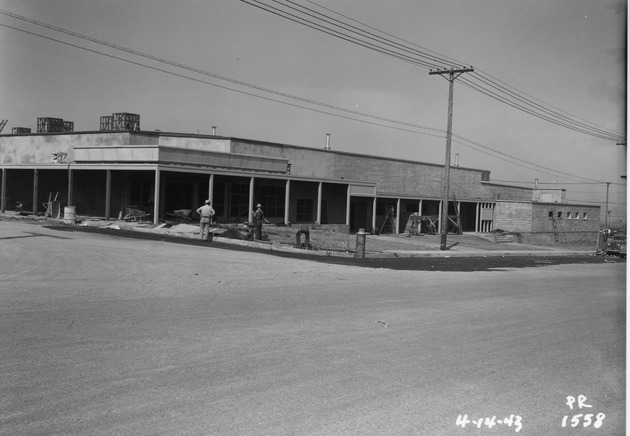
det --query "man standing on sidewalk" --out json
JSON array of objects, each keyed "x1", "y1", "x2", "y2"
[
  {"x1": 196, "y1": 199, "x2": 215, "y2": 241},
  {"x1": 252, "y1": 203, "x2": 267, "y2": 240}
]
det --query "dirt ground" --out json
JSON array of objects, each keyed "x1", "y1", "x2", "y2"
[
  {"x1": 0, "y1": 219, "x2": 625, "y2": 435},
  {"x1": 0, "y1": 212, "x2": 598, "y2": 255},
  {"x1": 258, "y1": 224, "x2": 597, "y2": 253}
]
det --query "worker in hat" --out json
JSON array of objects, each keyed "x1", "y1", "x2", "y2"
[
  {"x1": 252, "y1": 203, "x2": 267, "y2": 240},
  {"x1": 196, "y1": 199, "x2": 215, "y2": 241}
]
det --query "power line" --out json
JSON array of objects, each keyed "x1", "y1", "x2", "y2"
[
  {"x1": 240, "y1": 0, "x2": 625, "y2": 142},
  {"x1": 302, "y1": 0, "x2": 624, "y2": 141},
  {"x1": 461, "y1": 74, "x2": 623, "y2": 141},
  {"x1": 0, "y1": 10, "x2": 622, "y2": 185}
]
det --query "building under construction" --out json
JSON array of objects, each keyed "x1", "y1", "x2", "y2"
[{"x1": 0, "y1": 114, "x2": 601, "y2": 243}]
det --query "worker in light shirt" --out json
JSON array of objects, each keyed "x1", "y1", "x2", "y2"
[{"x1": 196, "y1": 199, "x2": 215, "y2": 241}]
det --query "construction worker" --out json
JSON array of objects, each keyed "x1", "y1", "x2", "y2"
[
  {"x1": 196, "y1": 199, "x2": 215, "y2": 241},
  {"x1": 252, "y1": 203, "x2": 268, "y2": 240}
]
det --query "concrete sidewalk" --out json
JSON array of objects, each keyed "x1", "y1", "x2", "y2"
[
  {"x1": 0, "y1": 212, "x2": 599, "y2": 259},
  {"x1": 79, "y1": 218, "x2": 597, "y2": 259}
]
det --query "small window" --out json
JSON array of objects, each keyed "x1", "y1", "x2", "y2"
[
  {"x1": 567, "y1": 212, "x2": 572, "y2": 219},
  {"x1": 557, "y1": 211, "x2": 562, "y2": 219},
  {"x1": 549, "y1": 211, "x2": 554, "y2": 219},
  {"x1": 583, "y1": 212, "x2": 588, "y2": 220},
  {"x1": 575, "y1": 212, "x2": 580, "y2": 220}
]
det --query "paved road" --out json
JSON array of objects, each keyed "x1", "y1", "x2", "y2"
[{"x1": 0, "y1": 221, "x2": 625, "y2": 435}]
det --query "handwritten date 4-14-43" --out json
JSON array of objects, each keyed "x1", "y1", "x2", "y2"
[{"x1": 456, "y1": 414, "x2": 522, "y2": 432}]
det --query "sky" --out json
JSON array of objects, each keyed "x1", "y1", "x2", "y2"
[{"x1": 0, "y1": 0, "x2": 626, "y2": 224}]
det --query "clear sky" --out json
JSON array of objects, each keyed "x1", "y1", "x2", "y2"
[{"x1": 0, "y1": 0, "x2": 626, "y2": 224}]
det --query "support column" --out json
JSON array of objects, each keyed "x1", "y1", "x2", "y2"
[
  {"x1": 153, "y1": 168, "x2": 160, "y2": 224},
  {"x1": 418, "y1": 199, "x2": 422, "y2": 215},
  {"x1": 372, "y1": 197, "x2": 377, "y2": 233},
  {"x1": 1, "y1": 169, "x2": 6, "y2": 212},
  {"x1": 316, "y1": 182, "x2": 322, "y2": 225},
  {"x1": 67, "y1": 166, "x2": 73, "y2": 207},
  {"x1": 284, "y1": 179, "x2": 290, "y2": 225},
  {"x1": 248, "y1": 177, "x2": 255, "y2": 224},
  {"x1": 475, "y1": 202, "x2": 480, "y2": 232},
  {"x1": 105, "y1": 170, "x2": 111, "y2": 219},
  {"x1": 208, "y1": 174, "x2": 214, "y2": 203},
  {"x1": 438, "y1": 200, "x2": 443, "y2": 233},
  {"x1": 395, "y1": 198, "x2": 401, "y2": 235},
  {"x1": 345, "y1": 185, "x2": 351, "y2": 226},
  {"x1": 32, "y1": 169, "x2": 39, "y2": 214}
]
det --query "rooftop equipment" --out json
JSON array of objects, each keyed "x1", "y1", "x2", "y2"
[
  {"x1": 100, "y1": 113, "x2": 140, "y2": 131},
  {"x1": 37, "y1": 117, "x2": 65, "y2": 133}
]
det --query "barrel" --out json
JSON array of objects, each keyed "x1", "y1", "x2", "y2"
[
  {"x1": 354, "y1": 228, "x2": 366, "y2": 259},
  {"x1": 63, "y1": 206, "x2": 76, "y2": 224}
]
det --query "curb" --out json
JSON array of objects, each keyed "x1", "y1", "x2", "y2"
[{"x1": 0, "y1": 213, "x2": 599, "y2": 259}]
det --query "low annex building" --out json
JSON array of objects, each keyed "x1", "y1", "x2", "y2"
[{"x1": 0, "y1": 114, "x2": 600, "y2": 241}]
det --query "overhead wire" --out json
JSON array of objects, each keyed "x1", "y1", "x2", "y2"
[
  {"x1": 0, "y1": 22, "x2": 448, "y2": 141},
  {"x1": 243, "y1": 0, "x2": 625, "y2": 142},
  {"x1": 0, "y1": 7, "x2": 624, "y2": 185},
  {"x1": 460, "y1": 74, "x2": 623, "y2": 141},
  {"x1": 239, "y1": 0, "x2": 442, "y2": 69}
]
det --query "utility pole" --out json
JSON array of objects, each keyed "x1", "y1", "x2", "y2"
[
  {"x1": 604, "y1": 182, "x2": 610, "y2": 229},
  {"x1": 430, "y1": 66, "x2": 474, "y2": 250}
]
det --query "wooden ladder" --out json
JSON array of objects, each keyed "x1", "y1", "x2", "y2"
[
  {"x1": 378, "y1": 206, "x2": 396, "y2": 235},
  {"x1": 551, "y1": 207, "x2": 567, "y2": 243}
]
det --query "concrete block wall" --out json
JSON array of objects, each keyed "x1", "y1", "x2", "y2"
[
  {"x1": 520, "y1": 231, "x2": 598, "y2": 245},
  {"x1": 532, "y1": 189, "x2": 565, "y2": 203},
  {"x1": 232, "y1": 140, "x2": 503, "y2": 201},
  {"x1": 493, "y1": 202, "x2": 533, "y2": 232},
  {"x1": 531, "y1": 203, "x2": 600, "y2": 232},
  {"x1": 0, "y1": 132, "x2": 160, "y2": 165},
  {"x1": 480, "y1": 183, "x2": 534, "y2": 202}
]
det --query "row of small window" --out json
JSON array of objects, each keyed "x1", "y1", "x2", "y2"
[{"x1": 549, "y1": 211, "x2": 587, "y2": 220}]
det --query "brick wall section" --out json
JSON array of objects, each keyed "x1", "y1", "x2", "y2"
[
  {"x1": 493, "y1": 202, "x2": 533, "y2": 232},
  {"x1": 0, "y1": 132, "x2": 159, "y2": 164},
  {"x1": 480, "y1": 183, "x2": 533, "y2": 201},
  {"x1": 532, "y1": 203, "x2": 600, "y2": 232},
  {"x1": 532, "y1": 189, "x2": 565, "y2": 203},
  {"x1": 231, "y1": 139, "x2": 537, "y2": 202}
]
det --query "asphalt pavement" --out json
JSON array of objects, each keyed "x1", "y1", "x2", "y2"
[{"x1": 0, "y1": 220, "x2": 626, "y2": 435}]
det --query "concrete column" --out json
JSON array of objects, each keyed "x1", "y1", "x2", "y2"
[
  {"x1": 345, "y1": 185, "x2": 351, "y2": 226},
  {"x1": 284, "y1": 179, "x2": 290, "y2": 225},
  {"x1": 67, "y1": 166, "x2": 73, "y2": 207},
  {"x1": 1, "y1": 169, "x2": 6, "y2": 212},
  {"x1": 372, "y1": 197, "x2": 377, "y2": 233},
  {"x1": 208, "y1": 174, "x2": 214, "y2": 203},
  {"x1": 32, "y1": 169, "x2": 38, "y2": 215},
  {"x1": 438, "y1": 200, "x2": 442, "y2": 233},
  {"x1": 248, "y1": 177, "x2": 255, "y2": 224},
  {"x1": 316, "y1": 182, "x2": 322, "y2": 225},
  {"x1": 153, "y1": 168, "x2": 160, "y2": 224},
  {"x1": 395, "y1": 198, "x2": 401, "y2": 235},
  {"x1": 105, "y1": 170, "x2": 111, "y2": 219},
  {"x1": 475, "y1": 202, "x2": 480, "y2": 232},
  {"x1": 418, "y1": 199, "x2": 422, "y2": 215}
]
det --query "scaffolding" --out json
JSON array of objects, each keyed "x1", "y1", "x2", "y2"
[
  {"x1": 63, "y1": 121, "x2": 74, "y2": 132},
  {"x1": 37, "y1": 117, "x2": 65, "y2": 133},
  {"x1": 100, "y1": 113, "x2": 140, "y2": 131},
  {"x1": 12, "y1": 127, "x2": 31, "y2": 134},
  {"x1": 99, "y1": 116, "x2": 113, "y2": 131},
  {"x1": 112, "y1": 113, "x2": 140, "y2": 130}
]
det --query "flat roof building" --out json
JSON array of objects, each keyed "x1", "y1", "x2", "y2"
[{"x1": 0, "y1": 121, "x2": 600, "y2": 241}]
